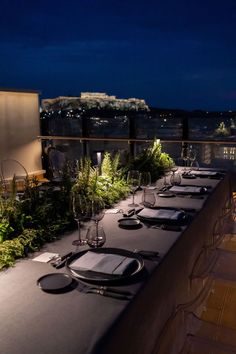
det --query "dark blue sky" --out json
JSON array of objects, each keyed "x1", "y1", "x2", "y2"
[{"x1": 1, "y1": 0, "x2": 236, "y2": 110}]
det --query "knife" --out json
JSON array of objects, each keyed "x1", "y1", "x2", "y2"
[
  {"x1": 100, "y1": 286, "x2": 132, "y2": 296},
  {"x1": 151, "y1": 224, "x2": 182, "y2": 231},
  {"x1": 77, "y1": 282, "x2": 132, "y2": 300},
  {"x1": 90, "y1": 288, "x2": 131, "y2": 300}
]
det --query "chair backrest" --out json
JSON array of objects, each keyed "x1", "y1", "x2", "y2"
[
  {"x1": 154, "y1": 277, "x2": 213, "y2": 354},
  {"x1": 181, "y1": 312, "x2": 236, "y2": 354},
  {"x1": 0, "y1": 159, "x2": 28, "y2": 194}
]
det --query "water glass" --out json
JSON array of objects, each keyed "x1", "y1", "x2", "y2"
[
  {"x1": 139, "y1": 171, "x2": 151, "y2": 204},
  {"x1": 142, "y1": 189, "x2": 156, "y2": 207},
  {"x1": 170, "y1": 172, "x2": 182, "y2": 186},
  {"x1": 86, "y1": 224, "x2": 106, "y2": 248}
]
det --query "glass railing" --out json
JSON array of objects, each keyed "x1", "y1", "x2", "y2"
[
  {"x1": 39, "y1": 137, "x2": 236, "y2": 174},
  {"x1": 39, "y1": 109, "x2": 236, "y2": 173}
]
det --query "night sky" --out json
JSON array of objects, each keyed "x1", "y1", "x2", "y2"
[{"x1": 0, "y1": 0, "x2": 235, "y2": 110}]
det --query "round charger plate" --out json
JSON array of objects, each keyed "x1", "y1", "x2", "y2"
[
  {"x1": 118, "y1": 218, "x2": 142, "y2": 229},
  {"x1": 66, "y1": 248, "x2": 144, "y2": 285},
  {"x1": 158, "y1": 192, "x2": 175, "y2": 198},
  {"x1": 37, "y1": 273, "x2": 74, "y2": 293},
  {"x1": 182, "y1": 174, "x2": 196, "y2": 179}
]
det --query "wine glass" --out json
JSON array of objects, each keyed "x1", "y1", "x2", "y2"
[
  {"x1": 139, "y1": 172, "x2": 151, "y2": 204},
  {"x1": 127, "y1": 170, "x2": 140, "y2": 207},
  {"x1": 86, "y1": 199, "x2": 106, "y2": 248},
  {"x1": 181, "y1": 146, "x2": 189, "y2": 170},
  {"x1": 188, "y1": 148, "x2": 198, "y2": 169},
  {"x1": 72, "y1": 194, "x2": 88, "y2": 247}
]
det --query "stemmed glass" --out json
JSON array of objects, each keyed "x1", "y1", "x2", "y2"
[
  {"x1": 188, "y1": 148, "x2": 197, "y2": 168},
  {"x1": 86, "y1": 199, "x2": 106, "y2": 248},
  {"x1": 181, "y1": 146, "x2": 189, "y2": 170},
  {"x1": 72, "y1": 194, "x2": 88, "y2": 247},
  {"x1": 127, "y1": 170, "x2": 140, "y2": 207},
  {"x1": 139, "y1": 172, "x2": 151, "y2": 204}
]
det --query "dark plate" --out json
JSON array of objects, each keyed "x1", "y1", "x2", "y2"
[
  {"x1": 37, "y1": 273, "x2": 74, "y2": 293},
  {"x1": 66, "y1": 248, "x2": 144, "y2": 285},
  {"x1": 118, "y1": 218, "x2": 142, "y2": 229}
]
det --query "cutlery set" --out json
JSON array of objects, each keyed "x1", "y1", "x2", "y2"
[
  {"x1": 76, "y1": 282, "x2": 133, "y2": 300},
  {"x1": 50, "y1": 251, "x2": 74, "y2": 269},
  {"x1": 150, "y1": 224, "x2": 182, "y2": 231}
]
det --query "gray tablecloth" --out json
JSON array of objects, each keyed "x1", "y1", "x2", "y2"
[{"x1": 0, "y1": 172, "x2": 232, "y2": 354}]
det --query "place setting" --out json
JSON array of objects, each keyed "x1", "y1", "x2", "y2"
[
  {"x1": 182, "y1": 169, "x2": 225, "y2": 179},
  {"x1": 36, "y1": 246, "x2": 151, "y2": 298},
  {"x1": 117, "y1": 171, "x2": 155, "y2": 229},
  {"x1": 66, "y1": 247, "x2": 145, "y2": 284},
  {"x1": 156, "y1": 170, "x2": 210, "y2": 199},
  {"x1": 135, "y1": 206, "x2": 189, "y2": 231}
]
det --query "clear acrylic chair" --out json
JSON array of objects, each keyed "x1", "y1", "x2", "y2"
[
  {"x1": 154, "y1": 191, "x2": 236, "y2": 354},
  {"x1": 0, "y1": 158, "x2": 28, "y2": 196},
  {"x1": 219, "y1": 193, "x2": 236, "y2": 251},
  {"x1": 180, "y1": 311, "x2": 236, "y2": 354},
  {"x1": 154, "y1": 277, "x2": 214, "y2": 354}
]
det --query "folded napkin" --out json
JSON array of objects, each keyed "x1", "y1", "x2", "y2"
[
  {"x1": 137, "y1": 208, "x2": 185, "y2": 221},
  {"x1": 169, "y1": 185, "x2": 204, "y2": 194},
  {"x1": 189, "y1": 170, "x2": 218, "y2": 177},
  {"x1": 70, "y1": 251, "x2": 137, "y2": 275}
]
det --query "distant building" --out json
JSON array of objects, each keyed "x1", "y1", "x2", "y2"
[{"x1": 42, "y1": 92, "x2": 149, "y2": 111}]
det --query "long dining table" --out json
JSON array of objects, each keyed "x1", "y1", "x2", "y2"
[{"x1": 0, "y1": 169, "x2": 233, "y2": 354}]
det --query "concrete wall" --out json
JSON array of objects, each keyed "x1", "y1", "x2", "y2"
[{"x1": 0, "y1": 90, "x2": 43, "y2": 179}]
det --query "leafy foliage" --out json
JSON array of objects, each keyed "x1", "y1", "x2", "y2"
[
  {"x1": 128, "y1": 139, "x2": 174, "y2": 182},
  {"x1": 0, "y1": 144, "x2": 173, "y2": 270},
  {"x1": 0, "y1": 168, "x2": 74, "y2": 269},
  {"x1": 0, "y1": 219, "x2": 14, "y2": 243},
  {"x1": 72, "y1": 153, "x2": 129, "y2": 208}
]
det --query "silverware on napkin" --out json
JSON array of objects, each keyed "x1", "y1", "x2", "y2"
[{"x1": 50, "y1": 251, "x2": 73, "y2": 269}]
